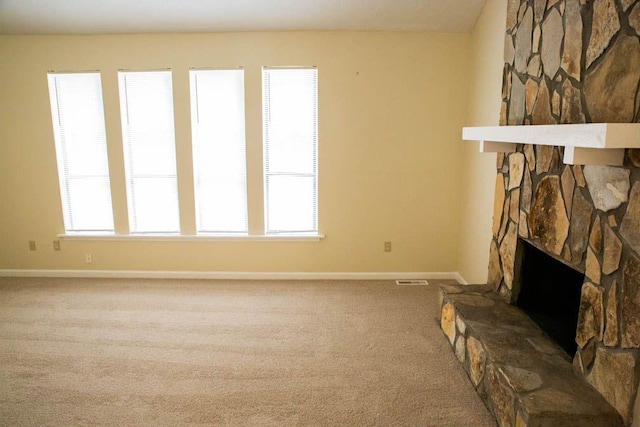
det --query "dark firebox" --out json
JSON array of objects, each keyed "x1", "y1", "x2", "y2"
[{"x1": 516, "y1": 240, "x2": 585, "y2": 356}]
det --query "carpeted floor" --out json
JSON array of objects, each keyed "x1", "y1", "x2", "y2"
[{"x1": 0, "y1": 277, "x2": 495, "y2": 426}]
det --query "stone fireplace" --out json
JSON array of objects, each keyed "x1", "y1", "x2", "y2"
[
  {"x1": 476, "y1": 143, "x2": 640, "y2": 423},
  {"x1": 440, "y1": 0, "x2": 640, "y2": 425}
]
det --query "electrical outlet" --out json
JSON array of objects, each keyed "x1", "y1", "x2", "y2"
[
  {"x1": 85, "y1": 254, "x2": 93, "y2": 264},
  {"x1": 28, "y1": 240, "x2": 36, "y2": 251},
  {"x1": 384, "y1": 241, "x2": 392, "y2": 252},
  {"x1": 53, "y1": 240, "x2": 61, "y2": 251}
]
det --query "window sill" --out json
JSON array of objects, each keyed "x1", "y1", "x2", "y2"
[{"x1": 58, "y1": 233, "x2": 325, "y2": 242}]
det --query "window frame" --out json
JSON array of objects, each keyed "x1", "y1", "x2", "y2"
[
  {"x1": 49, "y1": 66, "x2": 325, "y2": 242},
  {"x1": 262, "y1": 66, "x2": 319, "y2": 235},
  {"x1": 117, "y1": 69, "x2": 181, "y2": 234},
  {"x1": 189, "y1": 67, "x2": 249, "y2": 235},
  {"x1": 47, "y1": 71, "x2": 115, "y2": 233}
]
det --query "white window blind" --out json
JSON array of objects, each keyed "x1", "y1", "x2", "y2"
[
  {"x1": 47, "y1": 72, "x2": 114, "y2": 232},
  {"x1": 189, "y1": 69, "x2": 248, "y2": 234},
  {"x1": 118, "y1": 70, "x2": 180, "y2": 233},
  {"x1": 262, "y1": 67, "x2": 318, "y2": 234}
]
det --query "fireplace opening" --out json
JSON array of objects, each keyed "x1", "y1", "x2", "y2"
[{"x1": 515, "y1": 240, "x2": 584, "y2": 356}]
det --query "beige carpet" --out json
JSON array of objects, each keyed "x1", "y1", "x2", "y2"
[{"x1": 0, "y1": 277, "x2": 495, "y2": 426}]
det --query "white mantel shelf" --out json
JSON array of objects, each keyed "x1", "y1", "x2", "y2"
[{"x1": 462, "y1": 123, "x2": 640, "y2": 166}]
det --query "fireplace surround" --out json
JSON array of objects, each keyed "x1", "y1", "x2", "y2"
[
  {"x1": 441, "y1": 0, "x2": 640, "y2": 425},
  {"x1": 481, "y1": 145, "x2": 640, "y2": 424},
  {"x1": 440, "y1": 145, "x2": 640, "y2": 426},
  {"x1": 443, "y1": 145, "x2": 640, "y2": 425}
]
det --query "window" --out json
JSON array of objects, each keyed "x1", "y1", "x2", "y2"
[
  {"x1": 47, "y1": 72, "x2": 114, "y2": 232},
  {"x1": 189, "y1": 69, "x2": 248, "y2": 234},
  {"x1": 262, "y1": 67, "x2": 318, "y2": 234},
  {"x1": 118, "y1": 70, "x2": 180, "y2": 233}
]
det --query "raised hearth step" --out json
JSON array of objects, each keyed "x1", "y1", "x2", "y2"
[{"x1": 439, "y1": 284, "x2": 623, "y2": 427}]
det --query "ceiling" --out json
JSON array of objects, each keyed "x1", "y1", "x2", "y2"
[{"x1": 0, "y1": 0, "x2": 487, "y2": 35}]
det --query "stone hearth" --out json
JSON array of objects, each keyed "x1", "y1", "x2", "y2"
[{"x1": 439, "y1": 284, "x2": 623, "y2": 426}]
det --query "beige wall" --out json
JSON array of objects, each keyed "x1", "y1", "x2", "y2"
[
  {"x1": 456, "y1": 0, "x2": 506, "y2": 283},
  {"x1": 0, "y1": 32, "x2": 470, "y2": 274}
]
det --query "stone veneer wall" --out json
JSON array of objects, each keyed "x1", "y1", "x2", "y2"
[{"x1": 488, "y1": 0, "x2": 640, "y2": 423}]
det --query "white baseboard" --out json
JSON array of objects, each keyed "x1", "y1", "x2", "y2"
[
  {"x1": 453, "y1": 271, "x2": 469, "y2": 285},
  {"x1": 0, "y1": 269, "x2": 465, "y2": 282}
]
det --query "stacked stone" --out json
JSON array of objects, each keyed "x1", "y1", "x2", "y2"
[
  {"x1": 502, "y1": 0, "x2": 640, "y2": 126},
  {"x1": 493, "y1": 0, "x2": 640, "y2": 423}
]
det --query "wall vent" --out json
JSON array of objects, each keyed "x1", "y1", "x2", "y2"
[{"x1": 396, "y1": 280, "x2": 428, "y2": 285}]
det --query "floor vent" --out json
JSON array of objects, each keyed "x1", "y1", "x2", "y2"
[{"x1": 396, "y1": 280, "x2": 429, "y2": 286}]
